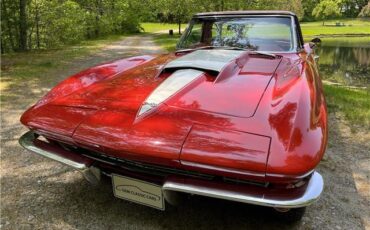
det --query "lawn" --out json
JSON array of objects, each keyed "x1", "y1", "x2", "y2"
[
  {"x1": 1, "y1": 35, "x2": 126, "y2": 81},
  {"x1": 301, "y1": 18, "x2": 370, "y2": 37},
  {"x1": 140, "y1": 23, "x2": 187, "y2": 33},
  {"x1": 153, "y1": 34, "x2": 182, "y2": 52},
  {"x1": 324, "y1": 85, "x2": 370, "y2": 129},
  {"x1": 317, "y1": 36, "x2": 370, "y2": 47}
]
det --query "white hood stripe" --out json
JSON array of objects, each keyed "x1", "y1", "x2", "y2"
[
  {"x1": 164, "y1": 50, "x2": 242, "y2": 72},
  {"x1": 137, "y1": 69, "x2": 204, "y2": 117}
]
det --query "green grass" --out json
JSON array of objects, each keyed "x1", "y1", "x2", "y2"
[
  {"x1": 317, "y1": 36, "x2": 370, "y2": 47},
  {"x1": 324, "y1": 84, "x2": 370, "y2": 129},
  {"x1": 301, "y1": 19, "x2": 370, "y2": 37},
  {"x1": 140, "y1": 23, "x2": 187, "y2": 33},
  {"x1": 153, "y1": 33, "x2": 181, "y2": 52},
  {"x1": 1, "y1": 35, "x2": 126, "y2": 81},
  {"x1": 140, "y1": 23, "x2": 186, "y2": 52}
]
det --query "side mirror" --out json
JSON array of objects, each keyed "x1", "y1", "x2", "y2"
[{"x1": 309, "y1": 37, "x2": 322, "y2": 49}]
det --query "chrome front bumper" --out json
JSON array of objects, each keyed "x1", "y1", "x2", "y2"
[
  {"x1": 19, "y1": 131, "x2": 324, "y2": 209},
  {"x1": 19, "y1": 131, "x2": 100, "y2": 185}
]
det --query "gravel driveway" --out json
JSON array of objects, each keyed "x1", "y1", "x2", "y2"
[{"x1": 1, "y1": 34, "x2": 369, "y2": 230}]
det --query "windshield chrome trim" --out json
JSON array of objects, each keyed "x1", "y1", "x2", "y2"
[{"x1": 177, "y1": 15, "x2": 300, "y2": 54}]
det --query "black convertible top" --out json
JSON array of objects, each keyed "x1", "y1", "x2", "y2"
[{"x1": 194, "y1": 11, "x2": 297, "y2": 18}]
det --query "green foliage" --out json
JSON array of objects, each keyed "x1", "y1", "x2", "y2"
[
  {"x1": 151, "y1": 0, "x2": 197, "y2": 34},
  {"x1": 1, "y1": 0, "x2": 369, "y2": 53},
  {"x1": 143, "y1": 0, "x2": 305, "y2": 25},
  {"x1": 254, "y1": 0, "x2": 304, "y2": 19},
  {"x1": 35, "y1": 0, "x2": 87, "y2": 48},
  {"x1": 341, "y1": 0, "x2": 369, "y2": 17},
  {"x1": 302, "y1": 0, "x2": 320, "y2": 21},
  {"x1": 358, "y1": 1, "x2": 370, "y2": 17},
  {"x1": 312, "y1": 0, "x2": 342, "y2": 23},
  {"x1": 1, "y1": 0, "x2": 143, "y2": 52}
]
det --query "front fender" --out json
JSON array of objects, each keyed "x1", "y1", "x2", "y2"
[
  {"x1": 34, "y1": 55, "x2": 155, "y2": 108},
  {"x1": 266, "y1": 56, "x2": 327, "y2": 181}
]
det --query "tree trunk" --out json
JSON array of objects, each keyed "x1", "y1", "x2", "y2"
[
  {"x1": 1, "y1": 37, "x2": 4, "y2": 54},
  {"x1": 216, "y1": 0, "x2": 224, "y2": 11},
  {"x1": 28, "y1": 25, "x2": 33, "y2": 50},
  {"x1": 2, "y1": 0, "x2": 16, "y2": 51},
  {"x1": 36, "y1": 1, "x2": 40, "y2": 49},
  {"x1": 178, "y1": 20, "x2": 181, "y2": 35},
  {"x1": 19, "y1": 0, "x2": 27, "y2": 51},
  {"x1": 94, "y1": 0, "x2": 104, "y2": 37}
]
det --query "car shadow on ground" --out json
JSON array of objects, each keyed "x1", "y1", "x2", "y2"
[
  {"x1": 0, "y1": 169, "x2": 300, "y2": 230},
  {"x1": 2, "y1": 111, "x2": 369, "y2": 229}
]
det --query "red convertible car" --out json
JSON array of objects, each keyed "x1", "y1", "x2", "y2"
[{"x1": 20, "y1": 11, "x2": 327, "y2": 221}]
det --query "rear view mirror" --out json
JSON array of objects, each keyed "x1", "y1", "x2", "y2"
[{"x1": 309, "y1": 37, "x2": 322, "y2": 49}]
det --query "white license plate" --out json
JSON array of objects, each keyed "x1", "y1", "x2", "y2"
[{"x1": 112, "y1": 174, "x2": 165, "y2": 210}]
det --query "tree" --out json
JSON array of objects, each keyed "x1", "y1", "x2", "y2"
[
  {"x1": 358, "y1": 1, "x2": 370, "y2": 17},
  {"x1": 19, "y1": 0, "x2": 28, "y2": 51},
  {"x1": 248, "y1": 0, "x2": 305, "y2": 19},
  {"x1": 154, "y1": 0, "x2": 196, "y2": 34},
  {"x1": 302, "y1": 0, "x2": 320, "y2": 21},
  {"x1": 1, "y1": 0, "x2": 143, "y2": 52},
  {"x1": 341, "y1": 0, "x2": 368, "y2": 17},
  {"x1": 1, "y1": 0, "x2": 18, "y2": 52},
  {"x1": 170, "y1": 0, "x2": 194, "y2": 34},
  {"x1": 312, "y1": 0, "x2": 342, "y2": 25}
]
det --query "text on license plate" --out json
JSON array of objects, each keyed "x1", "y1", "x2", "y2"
[{"x1": 112, "y1": 174, "x2": 165, "y2": 210}]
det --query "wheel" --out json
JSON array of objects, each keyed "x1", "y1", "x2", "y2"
[
  {"x1": 164, "y1": 191, "x2": 188, "y2": 206},
  {"x1": 273, "y1": 207, "x2": 306, "y2": 223}
]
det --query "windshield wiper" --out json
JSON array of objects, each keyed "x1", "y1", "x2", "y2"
[
  {"x1": 175, "y1": 46, "x2": 220, "y2": 53},
  {"x1": 176, "y1": 45, "x2": 247, "y2": 53},
  {"x1": 249, "y1": 51, "x2": 277, "y2": 59},
  {"x1": 176, "y1": 46, "x2": 277, "y2": 58}
]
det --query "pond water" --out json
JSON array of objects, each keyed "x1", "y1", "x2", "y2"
[{"x1": 316, "y1": 38, "x2": 370, "y2": 88}]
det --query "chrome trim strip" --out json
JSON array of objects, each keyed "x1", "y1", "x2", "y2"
[
  {"x1": 178, "y1": 15, "x2": 300, "y2": 53},
  {"x1": 19, "y1": 131, "x2": 100, "y2": 185},
  {"x1": 163, "y1": 172, "x2": 323, "y2": 208}
]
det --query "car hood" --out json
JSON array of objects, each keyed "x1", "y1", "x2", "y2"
[
  {"x1": 21, "y1": 50, "x2": 282, "y2": 175},
  {"x1": 51, "y1": 50, "x2": 282, "y2": 118}
]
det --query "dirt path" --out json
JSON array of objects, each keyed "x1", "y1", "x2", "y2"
[{"x1": 1, "y1": 34, "x2": 369, "y2": 230}]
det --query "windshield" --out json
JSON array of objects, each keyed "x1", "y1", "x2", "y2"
[{"x1": 177, "y1": 16, "x2": 297, "y2": 52}]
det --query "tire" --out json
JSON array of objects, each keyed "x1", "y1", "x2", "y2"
[{"x1": 274, "y1": 207, "x2": 306, "y2": 223}]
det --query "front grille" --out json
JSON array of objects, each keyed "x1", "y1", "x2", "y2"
[
  {"x1": 83, "y1": 150, "x2": 214, "y2": 180},
  {"x1": 56, "y1": 140, "x2": 268, "y2": 187}
]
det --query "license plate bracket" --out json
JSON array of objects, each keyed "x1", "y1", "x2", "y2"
[{"x1": 112, "y1": 174, "x2": 165, "y2": 210}]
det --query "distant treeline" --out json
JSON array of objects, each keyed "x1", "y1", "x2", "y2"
[
  {"x1": 1, "y1": 0, "x2": 146, "y2": 53},
  {"x1": 1, "y1": 0, "x2": 369, "y2": 53}
]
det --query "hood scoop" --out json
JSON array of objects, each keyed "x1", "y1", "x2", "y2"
[
  {"x1": 136, "y1": 50, "x2": 243, "y2": 119},
  {"x1": 137, "y1": 69, "x2": 204, "y2": 117},
  {"x1": 164, "y1": 50, "x2": 242, "y2": 73}
]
